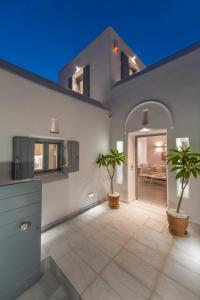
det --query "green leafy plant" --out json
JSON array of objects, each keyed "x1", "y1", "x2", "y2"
[
  {"x1": 96, "y1": 149, "x2": 126, "y2": 194},
  {"x1": 167, "y1": 147, "x2": 200, "y2": 213}
]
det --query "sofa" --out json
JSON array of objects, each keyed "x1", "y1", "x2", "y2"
[{"x1": 139, "y1": 164, "x2": 167, "y2": 181}]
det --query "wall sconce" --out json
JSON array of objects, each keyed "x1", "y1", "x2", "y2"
[
  {"x1": 50, "y1": 118, "x2": 60, "y2": 134},
  {"x1": 130, "y1": 55, "x2": 137, "y2": 64},
  {"x1": 75, "y1": 66, "x2": 81, "y2": 73},
  {"x1": 155, "y1": 142, "x2": 163, "y2": 153},
  {"x1": 113, "y1": 41, "x2": 119, "y2": 54},
  {"x1": 140, "y1": 109, "x2": 150, "y2": 132}
]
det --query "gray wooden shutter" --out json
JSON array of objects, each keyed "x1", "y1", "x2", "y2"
[
  {"x1": 67, "y1": 141, "x2": 79, "y2": 172},
  {"x1": 12, "y1": 137, "x2": 34, "y2": 180},
  {"x1": 68, "y1": 77, "x2": 72, "y2": 89},
  {"x1": 121, "y1": 52, "x2": 129, "y2": 79},
  {"x1": 83, "y1": 65, "x2": 90, "y2": 97}
]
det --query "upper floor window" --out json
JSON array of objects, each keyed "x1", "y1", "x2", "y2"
[
  {"x1": 68, "y1": 65, "x2": 90, "y2": 97},
  {"x1": 72, "y1": 68, "x2": 83, "y2": 94},
  {"x1": 121, "y1": 52, "x2": 139, "y2": 79},
  {"x1": 128, "y1": 59, "x2": 137, "y2": 76}
]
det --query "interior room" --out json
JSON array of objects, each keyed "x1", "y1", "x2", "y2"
[{"x1": 136, "y1": 134, "x2": 167, "y2": 207}]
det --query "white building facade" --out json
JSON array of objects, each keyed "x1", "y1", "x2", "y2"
[{"x1": 0, "y1": 27, "x2": 200, "y2": 227}]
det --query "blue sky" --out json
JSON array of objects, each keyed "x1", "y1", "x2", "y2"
[{"x1": 0, "y1": 0, "x2": 200, "y2": 82}]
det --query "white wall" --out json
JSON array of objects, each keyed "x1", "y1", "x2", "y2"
[
  {"x1": 59, "y1": 27, "x2": 111, "y2": 103},
  {"x1": 0, "y1": 68, "x2": 110, "y2": 227},
  {"x1": 109, "y1": 29, "x2": 145, "y2": 86},
  {"x1": 108, "y1": 47, "x2": 200, "y2": 224},
  {"x1": 137, "y1": 137, "x2": 147, "y2": 165},
  {"x1": 146, "y1": 135, "x2": 166, "y2": 165},
  {"x1": 59, "y1": 27, "x2": 145, "y2": 103}
]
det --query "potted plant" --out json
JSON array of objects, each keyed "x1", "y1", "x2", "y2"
[
  {"x1": 167, "y1": 146, "x2": 200, "y2": 236},
  {"x1": 96, "y1": 148, "x2": 126, "y2": 209}
]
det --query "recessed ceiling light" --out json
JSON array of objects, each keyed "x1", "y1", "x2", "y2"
[{"x1": 140, "y1": 127, "x2": 150, "y2": 132}]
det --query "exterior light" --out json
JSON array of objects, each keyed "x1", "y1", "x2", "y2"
[
  {"x1": 50, "y1": 118, "x2": 60, "y2": 134},
  {"x1": 113, "y1": 41, "x2": 119, "y2": 54},
  {"x1": 75, "y1": 66, "x2": 81, "y2": 73},
  {"x1": 140, "y1": 127, "x2": 150, "y2": 132},
  {"x1": 140, "y1": 109, "x2": 150, "y2": 132},
  {"x1": 130, "y1": 55, "x2": 136, "y2": 64},
  {"x1": 88, "y1": 193, "x2": 94, "y2": 198}
]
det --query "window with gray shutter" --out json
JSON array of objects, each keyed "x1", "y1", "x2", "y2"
[
  {"x1": 83, "y1": 65, "x2": 90, "y2": 97},
  {"x1": 13, "y1": 137, "x2": 64, "y2": 179},
  {"x1": 121, "y1": 52, "x2": 129, "y2": 79},
  {"x1": 12, "y1": 137, "x2": 34, "y2": 180},
  {"x1": 67, "y1": 141, "x2": 79, "y2": 172}
]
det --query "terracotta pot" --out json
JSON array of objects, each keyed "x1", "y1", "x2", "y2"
[
  {"x1": 107, "y1": 193, "x2": 120, "y2": 209},
  {"x1": 167, "y1": 211, "x2": 189, "y2": 237}
]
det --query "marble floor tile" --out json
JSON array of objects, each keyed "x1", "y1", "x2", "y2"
[
  {"x1": 65, "y1": 228, "x2": 87, "y2": 249},
  {"x1": 101, "y1": 261, "x2": 151, "y2": 300},
  {"x1": 37, "y1": 202, "x2": 200, "y2": 300},
  {"x1": 149, "y1": 293, "x2": 163, "y2": 300},
  {"x1": 101, "y1": 224, "x2": 131, "y2": 247},
  {"x1": 82, "y1": 277, "x2": 122, "y2": 300},
  {"x1": 163, "y1": 257, "x2": 200, "y2": 297},
  {"x1": 169, "y1": 245, "x2": 200, "y2": 274},
  {"x1": 125, "y1": 238, "x2": 165, "y2": 269},
  {"x1": 114, "y1": 248, "x2": 159, "y2": 290},
  {"x1": 47, "y1": 239, "x2": 71, "y2": 261},
  {"x1": 89, "y1": 230, "x2": 122, "y2": 258},
  {"x1": 155, "y1": 273, "x2": 199, "y2": 300},
  {"x1": 57, "y1": 251, "x2": 97, "y2": 294},
  {"x1": 144, "y1": 217, "x2": 166, "y2": 233},
  {"x1": 132, "y1": 228, "x2": 171, "y2": 254},
  {"x1": 73, "y1": 238, "x2": 110, "y2": 273},
  {"x1": 110, "y1": 217, "x2": 140, "y2": 237}
]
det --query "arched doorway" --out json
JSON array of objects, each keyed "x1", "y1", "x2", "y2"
[{"x1": 125, "y1": 100, "x2": 174, "y2": 208}]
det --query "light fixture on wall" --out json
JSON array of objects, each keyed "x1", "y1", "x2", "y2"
[
  {"x1": 113, "y1": 41, "x2": 119, "y2": 54},
  {"x1": 75, "y1": 66, "x2": 81, "y2": 73},
  {"x1": 155, "y1": 142, "x2": 163, "y2": 152},
  {"x1": 50, "y1": 118, "x2": 60, "y2": 134},
  {"x1": 130, "y1": 55, "x2": 136, "y2": 64},
  {"x1": 140, "y1": 109, "x2": 150, "y2": 132}
]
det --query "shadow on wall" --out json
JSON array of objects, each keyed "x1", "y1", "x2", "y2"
[
  {"x1": 0, "y1": 161, "x2": 70, "y2": 185},
  {"x1": 0, "y1": 161, "x2": 12, "y2": 185}
]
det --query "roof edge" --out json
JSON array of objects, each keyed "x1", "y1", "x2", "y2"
[
  {"x1": 0, "y1": 59, "x2": 108, "y2": 111},
  {"x1": 114, "y1": 40, "x2": 200, "y2": 88}
]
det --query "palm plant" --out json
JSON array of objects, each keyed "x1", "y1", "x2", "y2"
[
  {"x1": 96, "y1": 149, "x2": 126, "y2": 194},
  {"x1": 167, "y1": 147, "x2": 200, "y2": 213}
]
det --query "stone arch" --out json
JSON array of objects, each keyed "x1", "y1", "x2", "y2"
[{"x1": 124, "y1": 100, "x2": 174, "y2": 135}]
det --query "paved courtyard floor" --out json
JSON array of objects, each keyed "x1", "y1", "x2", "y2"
[{"x1": 20, "y1": 200, "x2": 200, "y2": 299}]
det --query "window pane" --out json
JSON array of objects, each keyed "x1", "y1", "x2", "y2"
[
  {"x1": 49, "y1": 144, "x2": 58, "y2": 170},
  {"x1": 34, "y1": 144, "x2": 44, "y2": 171},
  {"x1": 72, "y1": 68, "x2": 83, "y2": 94}
]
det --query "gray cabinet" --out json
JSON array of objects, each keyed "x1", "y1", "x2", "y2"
[{"x1": 0, "y1": 180, "x2": 42, "y2": 300}]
